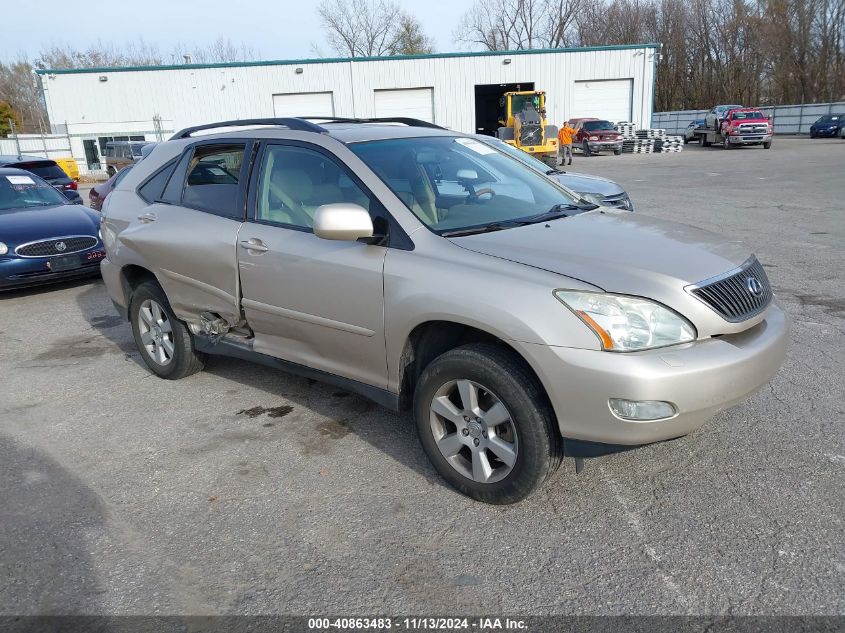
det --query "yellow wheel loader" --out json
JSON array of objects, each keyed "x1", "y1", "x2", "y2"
[{"x1": 497, "y1": 91, "x2": 559, "y2": 166}]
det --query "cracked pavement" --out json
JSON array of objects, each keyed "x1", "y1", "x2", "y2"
[{"x1": 1, "y1": 137, "x2": 843, "y2": 615}]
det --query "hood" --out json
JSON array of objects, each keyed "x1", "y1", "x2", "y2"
[
  {"x1": 0, "y1": 204, "x2": 100, "y2": 248},
  {"x1": 586, "y1": 129, "x2": 620, "y2": 137},
  {"x1": 552, "y1": 171, "x2": 623, "y2": 197},
  {"x1": 449, "y1": 209, "x2": 750, "y2": 311}
]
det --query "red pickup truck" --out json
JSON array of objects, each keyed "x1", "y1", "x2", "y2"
[{"x1": 695, "y1": 108, "x2": 773, "y2": 150}]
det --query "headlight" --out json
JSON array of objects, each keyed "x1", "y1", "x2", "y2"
[
  {"x1": 554, "y1": 290, "x2": 696, "y2": 352},
  {"x1": 578, "y1": 192, "x2": 604, "y2": 205},
  {"x1": 0, "y1": 242, "x2": 7, "y2": 255},
  {"x1": 589, "y1": 135, "x2": 599, "y2": 141}
]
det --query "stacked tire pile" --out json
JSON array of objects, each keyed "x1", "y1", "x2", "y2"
[{"x1": 614, "y1": 123, "x2": 684, "y2": 154}]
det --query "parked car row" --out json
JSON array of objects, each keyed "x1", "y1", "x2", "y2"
[
  {"x1": 0, "y1": 155, "x2": 82, "y2": 204},
  {"x1": 0, "y1": 167, "x2": 104, "y2": 290},
  {"x1": 685, "y1": 110, "x2": 845, "y2": 143}
]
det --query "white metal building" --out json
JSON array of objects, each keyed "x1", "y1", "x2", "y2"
[{"x1": 37, "y1": 44, "x2": 658, "y2": 174}]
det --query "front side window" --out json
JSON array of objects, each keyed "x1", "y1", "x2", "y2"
[
  {"x1": 349, "y1": 136, "x2": 587, "y2": 234},
  {"x1": 255, "y1": 144, "x2": 371, "y2": 230},
  {"x1": 182, "y1": 144, "x2": 245, "y2": 218}
]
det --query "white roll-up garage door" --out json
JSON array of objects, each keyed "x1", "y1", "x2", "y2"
[
  {"x1": 572, "y1": 79, "x2": 633, "y2": 123},
  {"x1": 272, "y1": 92, "x2": 334, "y2": 118},
  {"x1": 373, "y1": 88, "x2": 434, "y2": 122}
]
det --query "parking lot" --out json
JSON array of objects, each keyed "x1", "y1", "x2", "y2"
[{"x1": 1, "y1": 136, "x2": 843, "y2": 616}]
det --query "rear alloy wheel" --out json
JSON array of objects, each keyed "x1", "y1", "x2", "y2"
[
  {"x1": 414, "y1": 343, "x2": 561, "y2": 504},
  {"x1": 130, "y1": 281, "x2": 205, "y2": 380}
]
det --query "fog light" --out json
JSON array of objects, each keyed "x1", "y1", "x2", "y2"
[{"x1": 609, "y1": 398, "x2": 676, "y2": 421}]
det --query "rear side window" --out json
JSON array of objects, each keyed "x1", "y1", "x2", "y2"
[
  {"x1": 137, "y1": 159, "x2": 178, "y2": 203},
  {"x1": 181, "y1": 144, "x2": 245, "y2": 219},
  {"x1": 16, "y1": 161, "x2": 66, "y2": 180}
]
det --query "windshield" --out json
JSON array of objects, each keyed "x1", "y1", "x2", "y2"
[
  {"x1": 509, "y1": 94, "x2": 541, "y2": 114},
  {"x1": 583, "y1": 120, "x2": 615, "y2": 131},
  {"x1": 732, "y1": 111, "x2": 765, "y2": 120},
  {"x1": 349, "y1": 136, "x2": 588, "y2": 234},
  {"x1": 0, "y1": 173, "x2": 67, "y2": 211},
  {"x1": 818, "y1": 115, "x2": 842, "y2": 123}
]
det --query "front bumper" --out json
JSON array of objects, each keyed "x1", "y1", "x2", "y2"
[
  {"x1": 811, "y1": 128, "x2": 840, "y2": 137},
  {"x1": 727, "y1": 133, "x2": 772, "y2": 145},
  {"x1": 517, "y1": 303, "x2": 788, "y2": 445},
  {"x1": 585, "y1": 140, "x2": 623, "y2": 152},
  {"x1": 0, "y1": 248, "x2": 104, "y2": 290}
]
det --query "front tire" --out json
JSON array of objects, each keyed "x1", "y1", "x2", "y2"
[
  {"x1": 582, "y1": 140, "x2": 592, "y2": 157},
  {"x1": 106, "y1": 166, "x2": 116, "y2": 177},
  {"x1": 763, "y1": 140, "x2": 772, "y2": 149},
  {"x1": 413, "y1": 343, "x2": 561, "y2": 504},
  {"x1": 130, "y1": 281, "x2": 205, "y2": 379}
]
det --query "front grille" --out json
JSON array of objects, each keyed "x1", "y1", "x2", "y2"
[
  {"x1": 519, "y1": 124, "x2": 543, "y2": 145},
  {"x1": 601, "y1": 192, "x2": 633, "y2": 210},
  {"x1": 687, "y1": 256, "x2": 772, "y2": 323},
  {"x1": 15, "y1": 236, "x2": 98, "y2": 258},
  {"x1": 738, "y1": 124, "x2": 768, "y2": 134}
]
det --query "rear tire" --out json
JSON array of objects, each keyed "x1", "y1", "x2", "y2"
[
  {"x1": 413, "y1": 343, "x2": 561, "y2": 504},
  {"x1": 129, "y1": 281, "x2": 206, "y2": 380}
]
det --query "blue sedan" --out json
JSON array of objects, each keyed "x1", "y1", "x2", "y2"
[{"x1": 0, "y1": 167, "x2": 104, "y2": 290}]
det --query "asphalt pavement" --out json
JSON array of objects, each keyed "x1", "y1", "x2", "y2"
[{"x1": 1, "y1": 137, "x2": 843, "y2": 616}]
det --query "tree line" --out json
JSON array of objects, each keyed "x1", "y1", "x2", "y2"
[
  {"x1": 455, "y1": 0, "x2": 845, "y2": 111},
  {"x1": 2, "y1": 0, "x2": 843, "y2": 134}
]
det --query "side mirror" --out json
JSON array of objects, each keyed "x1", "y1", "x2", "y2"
[{"x1": 313, "y1": 203, "x2": 374, "y2": 242}]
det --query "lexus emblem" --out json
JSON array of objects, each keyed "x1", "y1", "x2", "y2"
[
  {"x1": 746, "y1": 276, "x2": 763, "y2": 297},
  {"x1": 55, "y1": 241, "x2": 67, "y2": 252}
]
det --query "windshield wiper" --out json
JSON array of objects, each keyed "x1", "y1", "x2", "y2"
[
  {"x1": 442, "y1": 204, "x2": 593, "y2": 237},
  {"x1": 441, "y1": 219, "x2": 536, "y2": 237}
]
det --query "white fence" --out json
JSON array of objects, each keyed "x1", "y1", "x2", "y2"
[
  {"x1": 0, "y1": 133, "x2": 73, "y2": 160},
  {"x1": 652, "y1": 101, "x2": 845, "y2": 135}
]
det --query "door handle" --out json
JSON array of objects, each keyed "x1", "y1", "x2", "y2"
[
  {"x1": 239, "y1": 239, "x2": 268, "y2": 253},
  {"x1": 137, "y1": 212, "x2": 157, "y2": 224}
]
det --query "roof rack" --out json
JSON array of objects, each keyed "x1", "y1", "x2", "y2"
[
  {"x1": 301, "y1": 116, "x2": 445, "y2": 129},
  {"x1": 170, "y1": 117, "x2": 327, "y2": 140}
]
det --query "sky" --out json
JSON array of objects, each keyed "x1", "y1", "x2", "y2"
[{"x1": 0, "y1": 0, "x2": 477, "y2": 63}]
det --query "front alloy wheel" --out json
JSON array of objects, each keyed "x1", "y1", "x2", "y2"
[
  {"x1": 414, "y1": 343, "x2": 561, "y2": 504},
  {"x1": 429, "y1": 379, "x2": 518, "y2": 484}
]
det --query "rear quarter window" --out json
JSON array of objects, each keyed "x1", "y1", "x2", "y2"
[{"x1": 137, "y1": 159, "x2": 178, "y2": 203}]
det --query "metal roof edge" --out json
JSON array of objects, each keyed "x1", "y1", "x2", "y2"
[{"x1": 35, "y1": 43, "x2": 661, "y2": 75}]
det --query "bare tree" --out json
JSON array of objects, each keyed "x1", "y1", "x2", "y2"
[
  {"x1": 0, "y1": 58, "x2": 47, "y2": 133},
  {"x1": 390, "y1": 13, "x2": 436, "y2": 54},
  {"x1": 456, "y1": 0, "x2": 584, "y2": 50},
  {"x1": 318, "y1": 0, "x2": 405, "y2": 56}
]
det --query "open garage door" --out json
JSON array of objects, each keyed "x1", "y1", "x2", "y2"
[
  {"x1": 572, "y1": 79, "x2": 633, "y2": 123},
  {"x1": 374, "y1": 88, "x2": 434, "y2": 122},
  {"x1": 272, "y1": 92, "x2": 334, "y2": 118}
]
